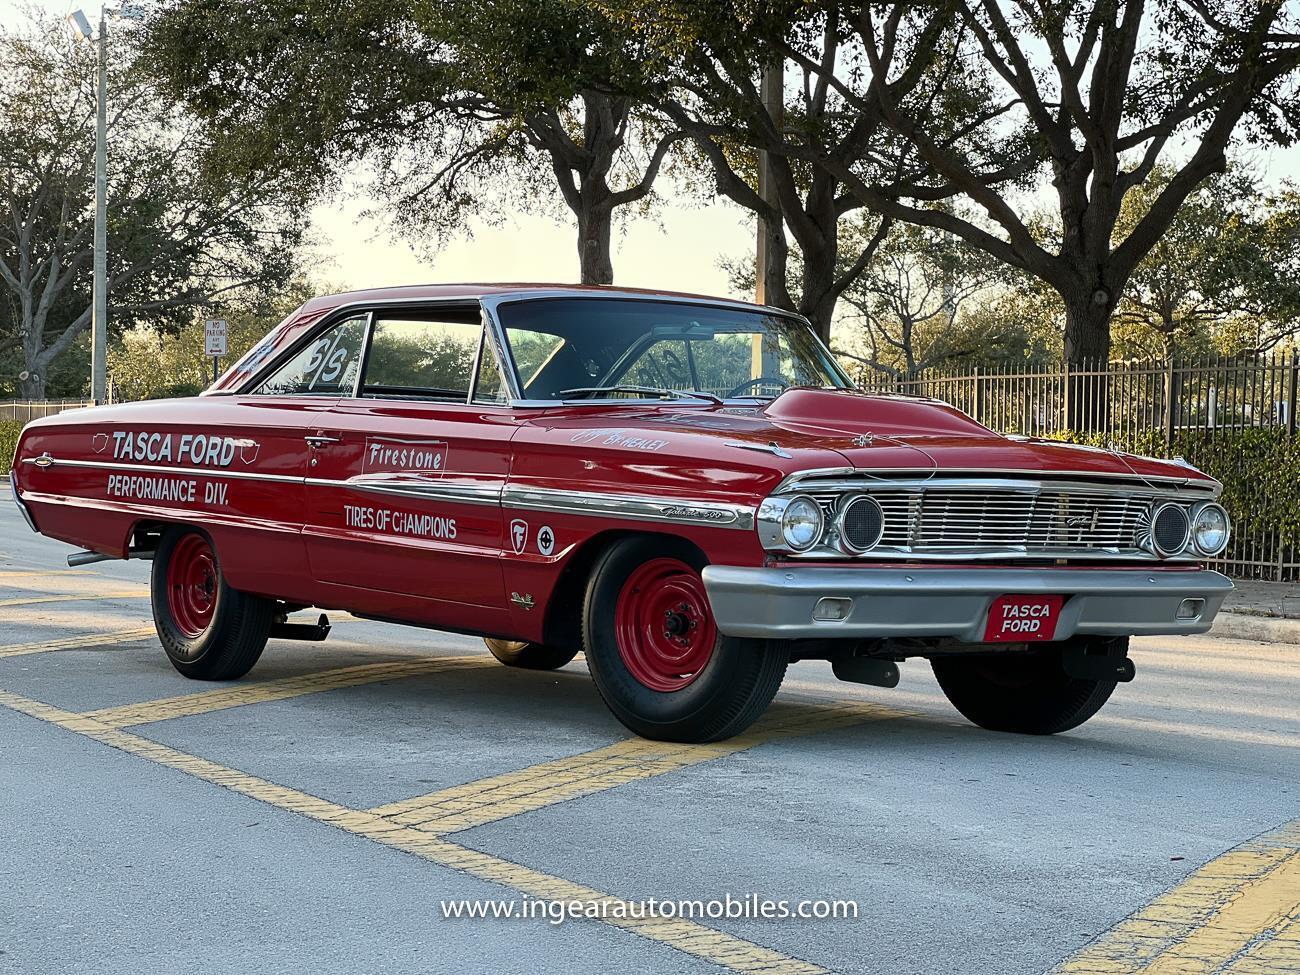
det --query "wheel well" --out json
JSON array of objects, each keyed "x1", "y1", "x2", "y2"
[
  {"x1": 128, "y1": 519, "x2": 182, "y2": 558},
  {"x1": 541, "y1": 530, "x2": 707, "y2": 650}
]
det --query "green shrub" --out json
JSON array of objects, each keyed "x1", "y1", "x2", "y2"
[
  {"x1": 0, "y1": 421, "x2": 21, "y2": 476},
  {"x1": 1045, "y1": 427, "x2": 1300, "y2": 571}
]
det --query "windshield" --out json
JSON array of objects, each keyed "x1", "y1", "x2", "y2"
[{"x1": 493, "y1": 297, "x2": 851, "y2": 401}]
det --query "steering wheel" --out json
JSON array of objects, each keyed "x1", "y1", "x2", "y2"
[{"x1": 726, "y1": 377, "x2": 790, "y2": 398}]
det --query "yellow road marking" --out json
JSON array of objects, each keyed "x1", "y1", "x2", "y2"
[
  {"x1": 0, "y1": 687, "x2": 826, "y2": 975},
  {"x1": 369, "y1": 699, "x2": 906, "y2": 834},
  {"x1": 1224, "y1": 912, "x2": 1300, "y2": 973},
  {"x1": 0, "y1": 590, "x2": 147, "y2": 608},
  {"x1": 1052, "y1": 822, "x2": 1300, "y2": 974},
  {"x1": 0, "y1": 626, "x2": 157, "y2": 659},
  {"x1": 83, "y1": 655, "x2": 500, "y2": 728}
]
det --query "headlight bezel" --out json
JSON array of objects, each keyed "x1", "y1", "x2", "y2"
[
  {"x1": 1190, "y1": 501, "x2": 1231, "y2": 557},
  {"x1": 756, "y1": 494, "x2": 825, "y2": 553}
]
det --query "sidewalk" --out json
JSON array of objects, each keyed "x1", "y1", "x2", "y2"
[{"x1": 1212, "y1": 579, "x2": 1300, "y2": 644}]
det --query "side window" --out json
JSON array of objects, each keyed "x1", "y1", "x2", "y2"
[
  {"x1": 252, "y1": 315, "x2": 367, "y2": 396},
  {"x1": 361, "y1": 315, "x2": 481, "y2": 401},
  {"x1": 473, "y1": 336, "x2": 507, "y2": 404}
]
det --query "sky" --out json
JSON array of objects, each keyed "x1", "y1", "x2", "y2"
[{"x1": 7, "y1": 0, "x2": 1300, "y2": 304}]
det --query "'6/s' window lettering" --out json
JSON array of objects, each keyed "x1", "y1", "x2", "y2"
[{"x1": 252, "y1": 315, "x2": 367, "y2": 396}]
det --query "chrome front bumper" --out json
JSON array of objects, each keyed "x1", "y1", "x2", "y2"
[{"x1": 700, "y1": 565, "x2": 1234, "y2": 642}]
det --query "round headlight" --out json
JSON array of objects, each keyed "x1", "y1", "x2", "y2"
[
  {"x1": 1191, "y1": 502, "x2": 1230, "y2": 556},
  {"x1": 781, "y1": 496, "x2": 824, "y2": 552}
]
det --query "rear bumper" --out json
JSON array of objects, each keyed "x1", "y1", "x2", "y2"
[
  {"x1": 9, "y1": 470, "x2": 38, "y2": 532},
  {"x1": 700, "y1": 564, "x2": 1234, "y2": 642}
]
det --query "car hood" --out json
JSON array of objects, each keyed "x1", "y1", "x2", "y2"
[{"x1": 532, "y1": 387, "x2": 1216, "y2": 487}]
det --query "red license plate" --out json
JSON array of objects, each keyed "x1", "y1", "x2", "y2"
[{"x1": 984, "y1": 594, "x2": 1065, "y2": 642}]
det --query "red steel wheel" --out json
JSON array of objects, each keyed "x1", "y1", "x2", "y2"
[
  {"x1": 166, "y1": 531, "x2": 218, "y2": 637},
  {"x1": 614, "y1": 557, "x2": 718, "y2": 692},
  {"x1": 583, "y1": 537, "x2": 789, "y2": 742},
  {"x1": 151, "y1": 526, "x2": 274, "y2": 681}
]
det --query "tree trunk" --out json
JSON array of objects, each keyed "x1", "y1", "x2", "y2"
[
  {"x1": 577, "y1": 202, "x2": 614, "y2": 285},
  {"x1": 1062, "y1": 291, "x2": 1114, "y2": 431},
  {"x1": 18, "y1": 370, "x2": 47, "y2": 400},
  {"x1": 798, "y1": 243, "x2": 838, "y2": 343}
]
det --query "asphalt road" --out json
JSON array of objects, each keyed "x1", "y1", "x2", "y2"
[{"x1": 1, "y1": 483, "x2": 1297, "y2": 975}]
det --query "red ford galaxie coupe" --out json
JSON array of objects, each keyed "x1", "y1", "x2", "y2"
[{"x1": 10, "y1": 285, "x2": 1233, "y2": 741}]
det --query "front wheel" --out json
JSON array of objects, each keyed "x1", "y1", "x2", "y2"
[
  {"x1": 931, "y1": 636, "x2": 1128, "y2": 735},
  {"x1": 582, "y1": 538, "x2": 788, "y2": 743},
  {"x1": 151, "y1": 526, "x2": 274, "y2": 680},
  {"x1": 483, "y1": 638, "x2": 579, "y2": 671}
]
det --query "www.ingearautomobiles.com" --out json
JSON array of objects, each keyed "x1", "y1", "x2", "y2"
[{"x1": 441, "y1": 895, "x2": 860, "y2": 925}]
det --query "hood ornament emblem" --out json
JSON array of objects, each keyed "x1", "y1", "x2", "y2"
[{"x1": 852, "y1": 433, "x2": 875, "y2": 447}]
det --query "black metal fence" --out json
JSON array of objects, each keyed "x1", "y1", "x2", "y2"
[
  {"x1": 856, "y1": 355, "x2": 1300, "y2": 439},
  {"x1": 858, "y1": 354, "x2": 1300, "y2": 581}
]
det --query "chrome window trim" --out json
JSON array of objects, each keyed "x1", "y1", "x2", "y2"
[
  {"x1": 235, "y1": 297, "x2": 493, "y2": 398},
  {"x1": 478, "y1": 290, "x2": 853, "y2": 407}
]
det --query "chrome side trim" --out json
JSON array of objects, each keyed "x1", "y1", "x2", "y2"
[
  {"x1": 21, "y1": 456, "x2": 303, "y2": 483},
  {"x1": 310, "y1": 475, "x2": 503, "y2": 508},
  {"x1": 503, "y1": 485, "x2": 755, "y2": 531}
]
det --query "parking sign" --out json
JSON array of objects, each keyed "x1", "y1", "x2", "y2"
[{"x1": 204, "y1": 318, "x2": 228, "y2": 357}]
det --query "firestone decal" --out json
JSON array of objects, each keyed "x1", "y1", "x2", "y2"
[
  {"x1": 343, "y1": 503, "x2": 457, "y2": 540},
  {"x1": 569, "y1": 429, "x2": 669, "y2": 452},
  {"x1": 108, "y1": 430, "x2": 256, "y2": 469},
  {"x1": 509, "y1": 518, "x2": 528, "y2": 555},
  {"x1": 364, "y1": 438, "x2": 448, "y2": 475}
]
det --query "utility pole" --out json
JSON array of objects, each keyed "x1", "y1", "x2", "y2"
[
  {"x1": 91, "y1": 8, "x2": 108, "y2": 405},
  {"x1": 754, "y1": 61, "x2": 783, "y2": 306}
]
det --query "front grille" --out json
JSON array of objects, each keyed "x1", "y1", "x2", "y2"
[
  {"x1": 1152, "y1": 503, "x2": 1191, "y2": 554},
  {"x1": 810, "y1": 486, "x2": 1169, "y2": 555},
  {"x1": 841, "y1": 496, "x2": 884, "y2": 550}
]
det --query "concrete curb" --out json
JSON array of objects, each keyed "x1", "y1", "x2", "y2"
[{"x1": 1210, "y1": 612, "x2": 1300, "y2": 645}]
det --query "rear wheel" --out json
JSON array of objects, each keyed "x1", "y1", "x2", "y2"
[
  {"x1": 931, "y1": 636, "x2": 1128, "y2": 735},
  {"x1": 583, "y1": 537, "x2": 788, "y2": 743},
  {"x1": 151, "y1": 526, "x2": 274, "y2": 680},
  {"x1": 483, "y1": 638, "x2": 578, "y2": 671}
]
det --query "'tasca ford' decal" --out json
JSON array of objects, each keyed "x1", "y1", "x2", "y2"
[{"x1": 103, "y1": 431, "x2": 259, "y2": 469}]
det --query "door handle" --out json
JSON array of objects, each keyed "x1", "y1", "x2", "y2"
[{"x1": 304, "y1": 434, "x2": 341, "y2": 448}]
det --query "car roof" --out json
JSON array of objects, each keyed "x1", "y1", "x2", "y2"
[{"x1": 297, "y1": 283, "x2": 791, "y2": 317}]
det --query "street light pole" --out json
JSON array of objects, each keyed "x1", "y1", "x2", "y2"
[{"x1": 91, "y1": 8, "x2": 108, "y2": 405}]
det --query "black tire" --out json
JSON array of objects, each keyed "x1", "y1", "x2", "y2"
[
  {"x1": 582, "y1": 537, "x2": 788, "y2": 743},
  {"x1": 931, "y1": 636, "x2": 1128, "y2": 735},
  {"x1": 483, "y1": 638, "x2": 579, "y2": 671},
  {"x1": 150, "y1": 525, "x2": 274, "y2": 681}
]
